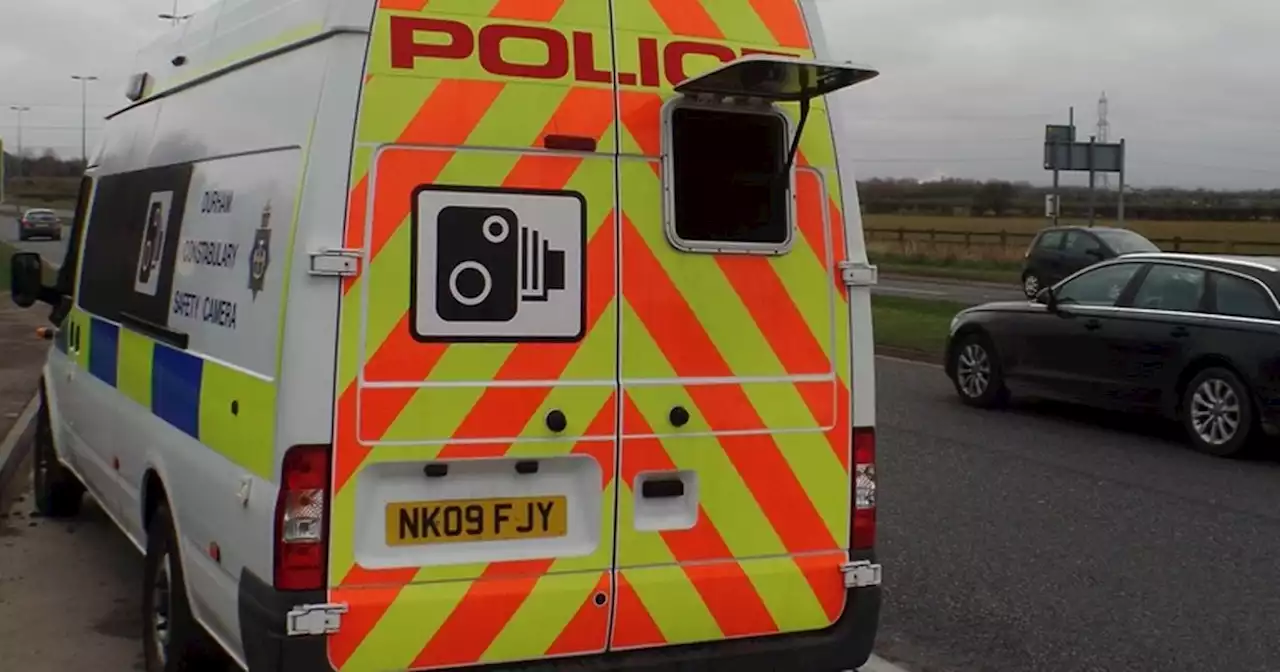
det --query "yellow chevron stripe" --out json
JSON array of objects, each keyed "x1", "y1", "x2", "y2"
[
  {"x1": 619, "y1": 303, "x2": 785, "y2": 562},
  {"x1": 740, "y1": 555, "x2": 832, "y2": 632},
  {"x1": 697, "y1": 0, "x2": 777, "y2": 45},
  {"x1": 482, "y1": 571, "x2": 602, "y2": 661},
  {"x1": 421, "y1": 0, "x2": 501, "y2": 17},
  {"x1": 621, "y1": 566, "x2": 723, "y2": 645},
  {"x1": 339, "y1": 564, "x2": 477, "y2": 672},
  {"x1": 355, "y1": 77, "x2": 440, "y2": 145},
  {"x1": 549, "y1": 480, "x2": 617, "y2": 574}
]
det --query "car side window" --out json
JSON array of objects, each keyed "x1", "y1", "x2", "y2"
[
  {"x1": 1037, "y1": 230, "x2": 1065, "y2": 250},
  {"x1": 1131, "y1": 264, "x2": 1206, "y2": 313},
  {"x1": 1064, "y1": 230, "x2": 1103, "y2": 256},
  {"x1": 1055, "y1": 263, "x2": 1141, "y2": 307},
  {"x1": 1212, "y1": 272, "x2": 1277, "y2": 320}
]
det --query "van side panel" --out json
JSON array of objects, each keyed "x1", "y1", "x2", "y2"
[
  {"x1": 328, "y1": 3, "x2": 621, "y2": 671},
  {"x1": 610, "y1": 0, "x2": 853, "y2": 649},
  {"x1": 75, "y1": 18, "x2": 338, "y2": 667}
]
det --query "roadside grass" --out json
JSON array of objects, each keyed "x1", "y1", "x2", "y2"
[
  {"x1": 871, "y1": 247, "x2": 1023, "y2": 285},
  {"x1": 872, "y1": 294, "x2": 965, "y2": 357}
]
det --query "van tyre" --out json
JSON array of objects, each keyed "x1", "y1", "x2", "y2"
[
  {"x1": 144, "y1": 503, "x2": 225, "y2": 672},
  {"x1": 1181, "y1": 367, "x2": 1254, "y2": 458},
  {"x1": 32, "y1": 401, "x2": 83, "y2": 518},
  {"x1": 950, "y1": 333, "x2": 1008, "y2": 408}
]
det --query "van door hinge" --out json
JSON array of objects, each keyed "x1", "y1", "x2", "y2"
[
  {"x1": 839, "y1": 261, "x2": 879, "y2": 288},
  {"x1": 285, "y1": 603, "x2": 348, "y2": 636},
  {"x1": 841, "y1": 560, "x2": 883, "y2": 588},
  {"x1": 308, "y1": 248, "x2": 361, "y2": 277}
]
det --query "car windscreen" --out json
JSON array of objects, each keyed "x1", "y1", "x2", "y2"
[{"x1": 1095, "y1": 229, "x2": 1159, "y2": 254}]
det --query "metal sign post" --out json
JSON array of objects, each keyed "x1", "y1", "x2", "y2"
[{"x1": 1043, "y1": 111, "x2": 1125, "y2": 228}]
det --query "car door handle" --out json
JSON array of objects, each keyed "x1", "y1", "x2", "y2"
[
  {"x1": 1084, "y1": 319, "x2": 1102, "y2": 331},
  {"x1": 1170, "y1": 326, "x2": 1191, "y2": 339}
]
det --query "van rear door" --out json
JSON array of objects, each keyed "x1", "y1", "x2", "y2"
[{"x1": 326, "y1": 3, "x2": 621, "y2": 670}]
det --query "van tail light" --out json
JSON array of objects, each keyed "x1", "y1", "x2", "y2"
[
  {"x1": 852, "y1": 427, "x2": 876, "y2": 550},
  {"x1": 274, "y1": 444, "x2": 331, "y2": 591}
]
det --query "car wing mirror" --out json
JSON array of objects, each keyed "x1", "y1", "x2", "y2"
[{"x1": 1035, "y1": 287, "x2": 1057, "y2": 309}]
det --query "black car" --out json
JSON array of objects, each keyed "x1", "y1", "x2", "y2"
[
  {"x1": 1020, "y1": 226, "x2": 1159, "y2": 298},
  {"x1": 946, "y1": 252, "x2": 1280, "y2": 457}
]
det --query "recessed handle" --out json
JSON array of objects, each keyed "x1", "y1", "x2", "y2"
[
  {"x1": 641, "y1": 478, "x2": 685, "y2": 499},
  {"x1": 545, "y1": 409, "x2": 567, "y2": 433},
  {"x1": 669, "y1": 406, "x2": 690, "y2": 428}
]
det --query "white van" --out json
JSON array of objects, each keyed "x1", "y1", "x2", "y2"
[{"x1": 9, "y1": 1, "x2": 883, "y2": 670}]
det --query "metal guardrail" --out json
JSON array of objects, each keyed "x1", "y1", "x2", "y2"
[{"x1": 865, "y1": 227, "x2": 1280, "y2": 255}]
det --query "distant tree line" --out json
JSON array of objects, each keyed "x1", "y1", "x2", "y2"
[{"x1": 857, "y1": 177, "x2": 1280, "y2": 222}]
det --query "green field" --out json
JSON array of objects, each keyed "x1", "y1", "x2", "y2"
[
  {"x1": 864, "y1": 214, "x2": 1280, "y2": 245},
  {"x1": 871, "y1": 294, "x2": 964, "y2": 357}
]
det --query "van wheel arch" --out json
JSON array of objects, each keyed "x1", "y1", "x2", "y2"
[{"x1": 141, "y1": 469, "x2": 168, "y2": 537}]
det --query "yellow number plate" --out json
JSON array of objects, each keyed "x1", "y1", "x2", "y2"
[{"x1": 385, "y1": 495, "x2": 568, "y2": 546}]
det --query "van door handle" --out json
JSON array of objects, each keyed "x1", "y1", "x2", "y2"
[
  {"x1": 1084, "y1": 319, "x2": 1102, "y2": 332},
  {"x1": 641, "y1": 478, "x2": 685, "y2": 499},
  {"x1": 1170, "y1": 326, "x2": 1190, "y2": 339}
]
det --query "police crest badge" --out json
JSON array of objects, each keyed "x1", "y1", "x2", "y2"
[{"x1": 249, "y1": 201, "x2": 272, "y2": 300}]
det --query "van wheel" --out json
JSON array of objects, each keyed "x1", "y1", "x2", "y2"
[
  {"x1": 1181, "y1": 367, "x2": 1254, "y2": 458},
  {"x1": 32, "y1": 402, "x2": 83, "y2": 518},
  {"x1": 143, "y1": 503, "x2": 225, "y2": 672},
  {"x1": 950, "y1": 333, "x2": 1008, "y2": 408}
]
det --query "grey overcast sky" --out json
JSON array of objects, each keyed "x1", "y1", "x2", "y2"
[{"x1": 1, "y1": 0, "x2": 1277, "y2": 189}]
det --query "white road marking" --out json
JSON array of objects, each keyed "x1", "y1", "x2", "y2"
[
  {"x1": 876, "y1": 286, "x2": 948, "y2": 296},
  {"x1": 854, "y1": 654, "x2": 913, "y2": 672},
  {"x1": 877, "y1": 354, "x2": 943, "y2": 369}
]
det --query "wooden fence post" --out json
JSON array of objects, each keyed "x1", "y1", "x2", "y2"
[{"x1": 1000, "y1": 230, "x2": 1008, "y2": 248}]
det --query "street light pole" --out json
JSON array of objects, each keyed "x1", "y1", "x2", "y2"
[
  {"x1": 9, "y1": 105, "x2": 29, "y2": 178},
  {"x1": 71, "y1": 75, "x2": 99, "y2": 167}
]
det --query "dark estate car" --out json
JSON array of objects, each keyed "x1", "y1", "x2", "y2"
[
  {"x1": 946, "y1": 253, "x2": 1280, "y2": 457},
  {"x1": 17, "y1": 208, "x2": 63, "y2": 241},
  {"x1": 1021, "y1": 225, "x2": 1160, "y2": 298}
]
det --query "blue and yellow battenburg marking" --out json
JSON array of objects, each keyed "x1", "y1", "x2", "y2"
[{"x1": 75, "y1": 313, "x2": 277, "y2": 479}]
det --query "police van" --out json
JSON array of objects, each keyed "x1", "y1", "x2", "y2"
[{"x1": 9, "y1": 0, "x2": 883, "y2": 670}]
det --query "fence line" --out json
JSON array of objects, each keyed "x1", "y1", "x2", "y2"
[{"x1": 865, "y1": 227, "x2": 1280, "y2": 255}]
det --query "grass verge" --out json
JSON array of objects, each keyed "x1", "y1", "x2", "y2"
[
  {"x1": 871, "y1": 250, "x2": 1023, "y2": 285},
  {"x1": 872, "y1": 294, "x2": 965, "y2": 359}
]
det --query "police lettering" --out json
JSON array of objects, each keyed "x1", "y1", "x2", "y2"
[
  {"x1": 387, "y1": 17, "x2": 797, "y2": 88},
  {"x1": 181, "y1": 240, "x2": 238, "y2": 269},
  {"x1": 200, "y1": 190, "x2": 234, "y2": 214}
]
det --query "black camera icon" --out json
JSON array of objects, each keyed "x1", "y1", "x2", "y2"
[
  {"x1": 137, "y1": 201, "x2": 165, "y2": 285},
  {"x1": 436, "y1": 206, "x2": 567, "y2": 323}
]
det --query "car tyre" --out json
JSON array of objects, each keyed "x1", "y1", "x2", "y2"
[
  {"x1": 950, "y1": 333, "x2": 1008, "y2": 408},
  {"x1": 143, "y1": 503, "x2": 225, "y2": 672},
  {"x1": 1022, "y1": 272, "x2": 1042, "y2": 299},
  {"x1": 32, "y1": 400, "x2": 84, "y2": 518},
  {"x1": 1181, "y1": 367, "x2": 1255, "y2": 458}
]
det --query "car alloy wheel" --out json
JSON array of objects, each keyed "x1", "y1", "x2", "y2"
[
  {"x1": 1190, "y1": 378, "x2": 1242, "y2": 447},
  {"x1": 1023, "y1": 273, "x2": 1040, "y2": 298},
  {"x1": 957, "y1": 343, "x2": 992, "y2": 398}
]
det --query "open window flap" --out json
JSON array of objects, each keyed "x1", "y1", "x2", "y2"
[{"x1": 674, "y1": 55, "x2": 879, "y2": 102}]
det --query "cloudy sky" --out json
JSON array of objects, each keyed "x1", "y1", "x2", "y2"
[{"x1": 2, "y1": 0, "x2": 1278, "y2": 189}]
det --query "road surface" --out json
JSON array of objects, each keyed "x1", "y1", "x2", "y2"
[
  {"x1": 874, "y1": 356, "x2": 1280, "y2": 672},
  {"x1": 1, "y1": 215, "x2": 69, "y2": 265},
  {"x1": 4, "y1": 356, "x2": 1280, "y2": 671}
]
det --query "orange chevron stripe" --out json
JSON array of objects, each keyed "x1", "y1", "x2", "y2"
[
  {"x1": 546, "y1": 573, "x2": 612, "y2": 656},
  {"x1": 506, "y1": 88, "x2": 617, "y2": 188},
  {"x1": 328, "y1": 566, "x2": 419, "y2": 669},
  {"x1": 366, "y1": 80, "x2": 505, "y2": 261},
  {"x1": 715, "y1": 256, "x2": 845, "y2": 466},
  {"x1": 612, "y1": 573, "x2": 667, "y2": 648},
  {"x1": 439, "y1": 215, "x2": 617, "y2": 457},
  {"x1": 647, "y1": 0, "x2": 723, "y2": 39},
  {"x1": 620, "y1": 92, "x2": 663, "y2": 157},
  {"x1": 621, "y1": 215, "x2": 837, "y2": 553},
  {"x1": 379, "y1": 0, "x2": 426, "y2": 9},
  {"x1": 748, "y1": 0, "x2": 812, "y2": 49},
  {"x1": 793, "y1": 552, "x2": 848, "y2": 623},
  {"x1": 410, "y1": 559, "x2": 557, "y2": 667},
  {"x1": 490, "y1": 0, "x2": 566, "y2": 21},
  {"x1": 621, "y1": 396, "x2": 779, "y2": 636},
  {"x1": 573, "y1": 392, "x2": 619, "y2": 490}
]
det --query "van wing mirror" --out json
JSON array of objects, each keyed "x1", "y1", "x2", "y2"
[
  {"x1": 9, "y1": 252, "x2": 47, "y2": 309},
  {"x1": 675, "y1": 55, "x2": 880, "y2": 180}
]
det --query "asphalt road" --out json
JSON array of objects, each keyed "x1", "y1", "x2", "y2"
[
  {"x1": 874, "y1": 356, "x2": 1280, "y2": 672},
  {"x1": 1, "y1": 214, "x2": 69, "y2": 264}
]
